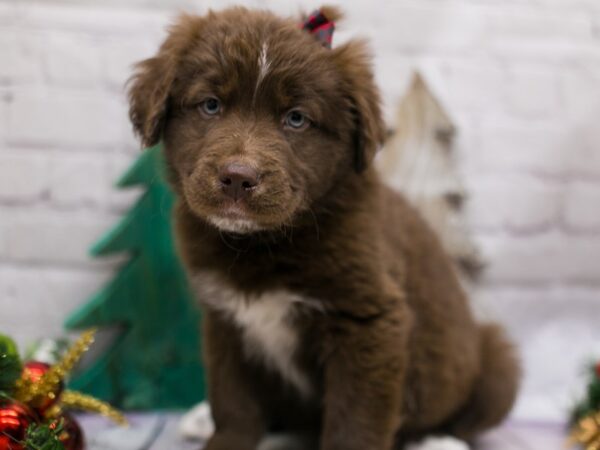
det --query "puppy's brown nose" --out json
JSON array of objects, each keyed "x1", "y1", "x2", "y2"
[{"x1": 219, "y1": 163, "x2": 259, "y2": 202}]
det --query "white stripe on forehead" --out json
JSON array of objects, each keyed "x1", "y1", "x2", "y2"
[{"x1": 255, "y1": 41, "x2": 272, "y2": 94}]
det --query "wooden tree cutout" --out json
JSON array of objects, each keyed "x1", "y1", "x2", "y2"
[{"x1": 377, "y1": 73, "x2": 484, "y2": 278}]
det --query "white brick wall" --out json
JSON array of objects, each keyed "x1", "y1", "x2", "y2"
[
  {"x1": 7, "y1": 90, "x2": 127, "y2": 148},
  {"x1": 0, "y1": 0, "x2": 599, "y2": 422}
]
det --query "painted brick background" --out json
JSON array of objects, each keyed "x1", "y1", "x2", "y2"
[{"x1": 0, "y1": 0, "x2": 599, "y2": 422}]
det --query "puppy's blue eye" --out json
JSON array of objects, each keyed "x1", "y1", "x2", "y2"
[
  {"x1": 285, "y1": 110, "x2": 307, "y2": 129},
  {"x1": 200, "y1": 98, "x2": 221, "y2": 116}
]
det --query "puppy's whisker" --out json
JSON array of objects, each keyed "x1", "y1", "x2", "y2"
[{"x1": 307, "y1": 207, "x2": 321, "y2": 241}]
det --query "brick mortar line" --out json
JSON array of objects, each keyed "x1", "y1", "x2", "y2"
[
  {"x1": 0, "y1": 261, "x2": 116, "y2": 276},
  {"x1": 471, "y1": 226, "x2": 600, "y2": 237},
  {"x1": 465, "y1": 169, "x2": 600, "y2": 183},
  {"x1": 0, "y1": 198, "x2": 137, "y2": 215},
  {"x1": 478, "y1": 279, "x2": 600, "y2": 290},
  {"x1": 0, "y1": 258, "x2": 127, "y2": 271},
  {"x1": 2, "y1": 141, "x2": 139, "y2": 153},
  {"x1": 474, "y1": 284, "x2": 600, "y2": 294}
]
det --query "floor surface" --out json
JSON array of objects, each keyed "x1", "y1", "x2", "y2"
[{"x1": 77, "y1": 414, "x2": 568, "y2": 450}]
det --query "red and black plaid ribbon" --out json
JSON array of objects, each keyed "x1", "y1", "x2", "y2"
[{"x1": 301, "y1": 10, "x2": 335, "y2": 49}]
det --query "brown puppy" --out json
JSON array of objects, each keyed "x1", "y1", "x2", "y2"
[{"x1": 128, "y1": 6, "x2": 520, "y2": 450}]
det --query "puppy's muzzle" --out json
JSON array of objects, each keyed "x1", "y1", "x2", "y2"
[{"x1": 218, "y1": 162, "x2": 259, "y2": 202}]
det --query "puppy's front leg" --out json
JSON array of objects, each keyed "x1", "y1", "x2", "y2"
[
  {"x1": 321, "y1": 308, "x2": 411, "y2": 450},
  {"x1": 203, "y1": 310, "x2": 265, "y2": 450}
]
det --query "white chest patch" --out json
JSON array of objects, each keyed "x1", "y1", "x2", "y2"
[{"x1": 191, "y1": 271, "x2": 320, "y2": 397}]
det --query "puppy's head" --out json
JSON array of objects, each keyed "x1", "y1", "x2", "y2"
[{"x1": 128, "y1": 7, "x2": 385, "y2": 234}]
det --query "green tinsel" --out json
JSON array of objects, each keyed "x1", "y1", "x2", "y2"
[
  {"x1": 23, "y1": 421, "x2": 66, "y2": 450},
  {"x1": 0, "y1": 334, "x2": 22, "y2": 394},
  {"x1": 571, "y1": 362, "x2": 600, "y2": 424}
]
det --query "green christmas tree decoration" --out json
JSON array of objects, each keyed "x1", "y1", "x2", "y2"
[{"x1": 64, "y1": 144, "x2": 205, "y2": 410}]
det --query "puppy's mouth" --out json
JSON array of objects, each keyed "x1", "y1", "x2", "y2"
[
  {"x1": 183, "y1": 164, "x2": 303, "y2": 235},
  {"x1": 206, "y1": 203, "x2": 265, "y2": 234}
]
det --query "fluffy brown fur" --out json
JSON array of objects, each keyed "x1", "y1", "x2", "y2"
[{"x1": 128, "y1": 6, "x2": 520, "y2": 450}]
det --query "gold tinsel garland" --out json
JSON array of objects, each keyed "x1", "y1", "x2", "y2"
[
  {"x1": 12, "y1": 329, "x2": 127, "y2": 427},
  {"x1": 570, "y1": 412, "x2": 600, "y2": 450},
  {"x1": 49, "y1": 391, "x2": 127, "y2": 426}
]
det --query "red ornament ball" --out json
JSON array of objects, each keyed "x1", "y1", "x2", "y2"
[
  {"x1": 595, "y1": 361, "x2": 600, "y2": 379},
  {"x1": 21, "y1": 361, "x2": 50, "y2": 384},
  {"x1": 49, "y1": 414, "x2": 84, "y2": 450},
  {"x1": 21, "y1": 361, "x2": 63, "y2": 414},
  {"x1": 0, "y1": 399, "x2": 37, "y2": 450}
]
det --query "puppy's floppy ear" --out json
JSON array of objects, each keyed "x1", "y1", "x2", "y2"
[
  {"x1": 128, "y1": 14, "x2": 201, "y2": 147},
  {"x1": 332, "y1": 40, "x2": 386, "y2": 173}
]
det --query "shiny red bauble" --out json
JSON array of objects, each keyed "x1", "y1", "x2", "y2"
[
  {"x1": 21, "y1": 361, "x2": 63, "y2": 414},
  {"x1": 21, "y1": 361, "x2": 50, "y2": 384},
  {"x1": 0, "y1": 399, "x2": 37, "y2": 450}
]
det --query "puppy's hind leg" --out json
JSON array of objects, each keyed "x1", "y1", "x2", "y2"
[{"x1": 446, "y1": 324, "x2": 521, "y2": 441}]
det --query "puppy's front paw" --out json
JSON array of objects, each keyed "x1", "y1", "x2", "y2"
[
  {"x1": 180, "y1": 401, "x2": 214, "y2": 440},
  {"x1": 258, "y1": 433, "x2": 317, "y2": 450},
  {"x1": 407, "y1": 436, "x2": 470, "y2": 450}
]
